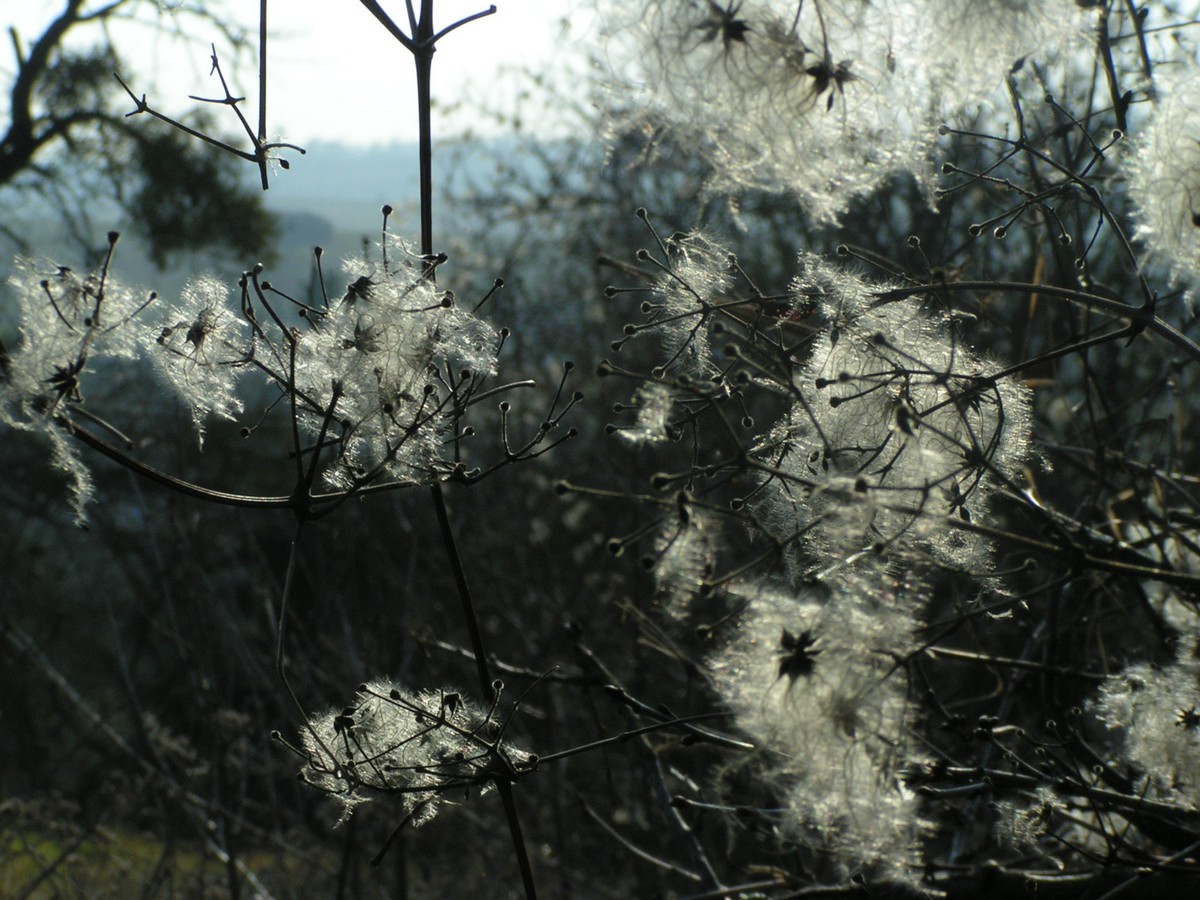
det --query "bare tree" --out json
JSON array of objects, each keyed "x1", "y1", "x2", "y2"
[{"x1": 1, "y1": 0, "x2": 274, "y2": 264}]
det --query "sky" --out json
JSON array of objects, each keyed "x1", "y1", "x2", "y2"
[{"x1": 7, "y1": 0, "x2": 591, "y2": 146}]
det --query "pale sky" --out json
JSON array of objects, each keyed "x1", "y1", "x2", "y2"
[{"x1": 7, "y1": 1, "x2": 591, "y2": 146}]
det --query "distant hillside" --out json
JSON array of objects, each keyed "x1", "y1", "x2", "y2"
[
  {"x1": 261, "y1": 136, "x2": 535, "y2": 227},
  {"x1": 263, "y1": 140, "x2": 420, "y2": 229},
  {"x1": 0, "y1": 135, "x2": 566, "y2": 317}
]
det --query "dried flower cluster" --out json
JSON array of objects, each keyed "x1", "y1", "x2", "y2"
[
  {"x1": 712, "y1": 570, "x2": 931, "y2": 887},
  {"x1": 2, "y1": 234, "x2": 502, "y2": 512},
  {"x1": 614, "y1": 229, "x2": 1032, "y2": 888},
  {"x1": 1, "y1": 252, "x2": 149, "y2": 518},
  {"x1": 1122, "y1": 60, "x2": 1200, "y2": 295},
  {"x1": 300, "y1": 680, "x2": 534, "y2": 826},
  {"x1": 764, "y1": 253, "x2": 1031, "y2": 573},
  {"x1": 599, "y1": 0, "x2": 1093, "y2": 221}
]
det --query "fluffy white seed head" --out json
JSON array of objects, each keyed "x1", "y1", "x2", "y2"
[
  {"x1": 1094, "y1": 656, "x2": 1200, "y2": 809},
  {"x1": 301, "y1": 679, "x2": 531, "y2": 826},
  {"x1": 1, "y1": 257, "x2": 151, "y2": 519},
  {"x1": 994, "y1": 786, "x2": 1068, "y2": 852},
  {"x1": 651, "y1": 500, "x2": 716, "y2": 614},
  {"x1": 915, "y1": 0, "x2": 1095, "y2": 112},
  {"x1": 151, "y1": 276, "x2": 249, "y2": 447},
  {"x1": 599, "y1": 2, "x2": 1095, "y2": 222},
  {"x1": 1124, "y1": 60, "x2": 1200, "y2": 294},
  {"x1": 293, "y1": 236, "x2": 501, "y2": 489},
  {"x1": 762, "y1": 254, "x2": 1030, "y2": 573},
  {"x1": 619, "y1": 380, "x2": 675, "y2": 444},
  {"x1": 650, "y1": 231, "x2": 733, "y2": 377},
  {"x1": 600, "y1": 1, "x2": 933, "y2": 222},
  {"x1": 711, "y1": 570, "x2": 930, "y2": 889},
  {"x1": 3, "y1": 258, "x2": 145, "y2": 409}
]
